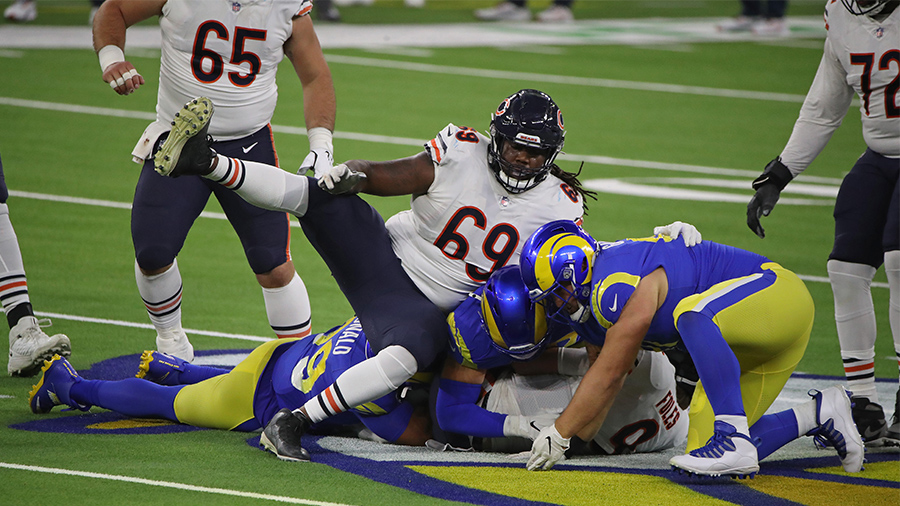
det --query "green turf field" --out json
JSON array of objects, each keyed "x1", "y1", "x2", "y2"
[{"x1": 0, "y1": 2, "x2": 897, "y2": 505}]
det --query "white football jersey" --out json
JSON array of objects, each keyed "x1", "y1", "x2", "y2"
[
  {"x1": 780, "y1": 0, "x2": 899, "y2": 172},
  {"x1": 152, "y1": 0, "x2": 311, "y2": 141},
  {"x1": 386, "y1": 123, "x2": 585, "y2": 313},
  {"x1": 485, "y1": 350, "x2": 688, "y2": 454}
]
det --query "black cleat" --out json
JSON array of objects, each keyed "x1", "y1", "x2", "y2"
[
  {"x1": 850, "y1": 396, "x2": 887, "y2": 446},
  {"x1": 260, "y1": 408, "x2": 312, "y2": 462},
  {"x1": 154, "y1": 97, "x2": 216, "y2": 178}
]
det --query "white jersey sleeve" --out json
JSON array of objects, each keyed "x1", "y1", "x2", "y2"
[
  {"x1": 485, "y1": 350, "x2": 688, "y2": 454},
  {"x1": 386, "y1": 123, "x2": 584, "y2": 313},
  {"x1": 780, "y1": 2, "x2": 900, "y2": 174},
  {"x1": 150, "y1": 0, "x2": 311, "y2": 141}
]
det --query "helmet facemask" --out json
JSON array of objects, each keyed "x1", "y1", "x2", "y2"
[
  {"x1": 841, "y1": 0, "x2": 891, "y2": 16},
  {"x1": 487, "y1": 89, "x2": 565, "y2": 194}
]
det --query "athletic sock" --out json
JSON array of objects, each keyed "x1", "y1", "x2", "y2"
[
  {"x1": 263, "y1": 272, "x2": 312, "y2": 339},
  {"x1": 135, "y1": 259, "x2": 183, "y2": 332},
  {"x1": 829, "y1": 259, "x2": 879, "y2": 401}
]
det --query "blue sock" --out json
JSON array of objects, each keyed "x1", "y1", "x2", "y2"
[
  {"x1": 70, "y1": 379, "x2": 182, "y2": 421},
  {"x1": 751, "y1": 410, "x2": 799, "y2": 460},
  {"x1": 177, "y1": 364, "x2": 228, "y2": 385},
  {"x1": 677, "y1": 311, "x2": 744, "y2": 416}
]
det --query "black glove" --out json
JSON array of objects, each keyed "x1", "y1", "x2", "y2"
[{"x1": 747, "y1": 158, "x2": 792, "y2": 239}]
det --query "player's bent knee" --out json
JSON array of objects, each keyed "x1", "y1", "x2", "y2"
[
  {"x1": 375, "y1": 346, "x2": 418, "y2": 390},
  {"x1": 135, "y1": 246, "x2": 178, "y2": 272}
]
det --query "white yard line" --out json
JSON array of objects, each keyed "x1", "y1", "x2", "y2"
[{"x1": 0, "y1": 462, "x2": 354, "y2": 506}]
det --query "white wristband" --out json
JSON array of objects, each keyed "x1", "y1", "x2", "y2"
[
  {"x1": 98, "y1": 45, "x2": 125, "y2": 72},
  {"x1": 557, "y1": 347, "x2": 589, "y2": 376},
  {"x1": 307, "y1": 127, "x2": 333, "y2": 152}
]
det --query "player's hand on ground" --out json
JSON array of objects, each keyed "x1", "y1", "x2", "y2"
[
  {"x1": 654, "y1": 221, "x2": 702, "y2": 247},
  {"x1": 527, "y1": 423, "x2": 570, "y2": 471},
  {"x1": 298, "y1": 148, "x2": 333, "y2": 176},
  {"x1": 103, "y1": 61, "x2": 143, "y2": 96}
]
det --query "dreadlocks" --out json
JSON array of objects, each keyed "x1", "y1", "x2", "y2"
[{"x1": 550, "y1": 161, "x2": 597, "y2": 213}]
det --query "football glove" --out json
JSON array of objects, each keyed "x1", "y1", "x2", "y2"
[
  {"x1": 653, "y1": 221, "x2": 702, "y2": 247},
  {"x1": 747, "y1": 157, "x2": 793, "y2": 239},
  {"x1": 526, "y1": 423, "x2": 570, "y2": 471},
  {"x1": 503, "y1": 413, "x2": 559, "y2": 440},
  {"x1": 298, "y1": 148, "x2": 333, "y2": 176},
  {"x1": 316, "y1": 163, "x2": 368, "y2": 195}
]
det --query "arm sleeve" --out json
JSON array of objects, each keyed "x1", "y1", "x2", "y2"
[
  {"x1": 779, "y1": 38, "x2": 854, "y2": 175},
  {"x1": 435, "y1": 378, "x2": 507, "y2": 438}
]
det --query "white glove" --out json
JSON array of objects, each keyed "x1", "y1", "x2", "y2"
[
  {"x1": 526, "y1": 423, "x2": 570, "y2": 471},
  {"x1": 316, "y1": 163, "x2": 368, "y2": 195},
  {"x1": 298, "y1": 148, "x2": 333, "y2": 176},
  {"x1": 503, "y1": 413, "x2": 559, "y2": 440},
  {"x1": 654, "y1": 221, "x2": 702, "y2": 247}
]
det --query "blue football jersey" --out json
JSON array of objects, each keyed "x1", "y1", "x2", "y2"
[
  {"x1": 586, "y1": 236, "x2": 769, "y2": 350},
  {"x1": 269, "y1": 318, "x2": 403, "y2": 425}
]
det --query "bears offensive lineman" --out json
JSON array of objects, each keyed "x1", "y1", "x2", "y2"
[
  {"x1": 519, "y1": 221, "x2": 864, "y2": 477},
  {"x1": 150, "y1": 89, "x2": 699, "y2": 461},
  {"x1": 746, "y1": 0, "x2": 899, "y2": 445},
  {"x1": 91, "y1": 0, "x2": 336, "y2": 361}
]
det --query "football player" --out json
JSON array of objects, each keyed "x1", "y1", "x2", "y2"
[
  {"x1": 746, "y1": 0, "x2": 899, "y2": 446},
  {"x1": 747, "y1": 0, "x2": 900, "y2": 446},
  {"x1": 519, "y1": 220, "x2": 864, "y2": 477},
  {"x1": 434, "y1": 265, "x2": 688, "y2": 456},
  {"x1": 151, "y1": 90, "x2": 698, "y2": 462},
  {"x1": 27, "y1": 318, "x2": 431, "y2": 454},
  {"x1": 0, "y1": 153, "x2": 71, "y2": 377},
  {"x1": 91, "y1": 0, "x2": 336, "y2": 361}
]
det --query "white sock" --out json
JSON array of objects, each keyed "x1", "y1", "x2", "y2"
[
  {"x1": 792, "y1": 398, "x2": 818, "y2": 436},
  {"x1": 135, "y1": 259, "x2": 183, "y2": 332},
  {"x1": 206, "y1": 155, "x2": 310, "y2": 217},
  {"x1": 263, "y1": 272, "x2": 312, "y2": 339},
  {"x1": 829, "y1": 259, "x2": 879, "y2": 401},
  {"x1": 716, "y1": 414, "x2": 750, "y2": 435},
  {"x1": 301, "y1": 345, "x2": 417, "y2": 423},
  {"x1": 0, "y1": 204, "x2": 29, "y2": 312},
  {"x1": 885, "y1": 250, "x2": 900, "y2": 378}
]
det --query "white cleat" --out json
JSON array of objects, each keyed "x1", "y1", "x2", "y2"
[
  {"x1": 670, "y1": 420, "x2": 759, "y2": 478},
  {"x1": 156, "y1": 328, "x2": 194, "y2": 363},
  {"x1": 536, "y1": 5, "x2": 574, "y2": 23},
  {"x1": 807, "y1": 386, "x2": 865, "y2": 472},
  {"x1": 475, "y1": 2, "x2": 531, "y2": 22},
  {"x1": 8, "y1": 316, "x2": 71, "y2": 377},
  {"x1": 3, "y1": 0, "x2": 37, "y2": 22}
]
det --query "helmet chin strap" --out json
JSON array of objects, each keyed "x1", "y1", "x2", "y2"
[{"x1": 568, "y1": 303, "x2": 591, "y2": 324}]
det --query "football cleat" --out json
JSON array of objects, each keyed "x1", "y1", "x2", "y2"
[
  {"x1": 669, "y1": 420, "x2": 760, "y2": 478},
  {"x1": 885, "y1": 389, "x2": 900, "y2": 446},
  {"x1": 806, "y1": 387, "x2": 864, "y2": 472},
  {"x1": 153, "y1": 97, "x2": 216, "y2": 178},
  {"x1": 155, "y1": 328, "x2": 194, "y2": 363},
  {"x1": 28, "y1": 355, "x2": 89, "y2": 414},
  {"x1": 536, "y1": 5, "x2": 574, "y2": 23},
  {"x1": 136, "y1": 350, "x2": 190, "y2": 386},
  {"x1": 260, "y1": 408, "x2": 312, "y2": 462},
  {"x1": 3, "y1": 0, "x2": 37, "y2": 22},
  {"x1": 8, "y1": 316, "x2": 71, "y2": 377},
  {"x1": 850, "y1": 395, "x2": 888, "y2": 445},
  {"x1": 475, "y1": 2, "x2": 531, "y2": 21}
]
